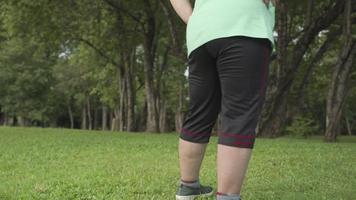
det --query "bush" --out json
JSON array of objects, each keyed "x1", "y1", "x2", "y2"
[{"x1": 285, "y1": 115, "x2": 319, "y2": 138}]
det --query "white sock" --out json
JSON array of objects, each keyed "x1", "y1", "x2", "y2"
[{"x1": 216, "y1": 192, "x2": 241, "y2": 200}]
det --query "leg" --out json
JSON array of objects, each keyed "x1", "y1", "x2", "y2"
[
  {"x1": 179, "y1": 43, "x2": 221, "y2": 181},
  {"x1": 179, "y1": 45, "x2": 221, "y2": 181},
  {"x1": 211, "y1": 36, "x2": 272, "y2": 196},
  {"x1": 179, "y1": 138, "x2": 208, "y2": 182},
  {"x1": 176, "y1": 44, "x2": 220, "y2": 199},
  {"x1": 217, "y1": 144, "x2": 252, "y2": 195}
]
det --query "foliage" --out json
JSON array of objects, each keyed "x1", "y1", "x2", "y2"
[
  {"x1": 0, "y1": 0, "x2": 355, "y2": 135},
  {"x1": 0, "y1": 37, "x2": 55, "y2": 123},
  {"x1": 286, "y1": 115, "x2": 320, "y2": 138}
]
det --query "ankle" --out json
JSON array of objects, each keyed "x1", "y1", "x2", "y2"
[
  {"x1": 216, "y1": 192, "x2": 241, "y2": 200},
  {"x1": 180, "y1": 178, "x2": 200, "y2": 188}
]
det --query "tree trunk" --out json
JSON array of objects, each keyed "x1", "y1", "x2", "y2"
[
  {"x1": 155, "y1": 44, "x2": 170, "y2": 133},
  {"x1": 138, "y1": 100, "x2": 148, "y2": 132},
  {"x1": 159, "y1": 0, "x2": 189, "y2": 133},
  {"x1": 325, "y1": 0, "x2": 355, "y2": 142},
  {"x1": 3, "y1": 111, "x2": 9, "y2": 126},
  {"x1": 109, "y1": 109, "x2": 114, "y2": 131},
  {"x1": 111, "y1": 108, "x2": 120, "y2": 131},
  {"x1": 67, "y1": 102, "x2": 74, "y2": 129},
  {"x1": 107, "y1": 0, "x2": 137, "y2": 132},
  {"x1": 345, "y1": 115, "x2": 352, "y2": 136},
  {"x1": 297, "y1": 28, "x2": 341, "y2": 111},
  {"x1": 175, "y1": 78, "x2": 185, "y2": 133},
  {"x1": 86, "y1": 96, "x2": 92, "y2": 130},
  {"x1": 257, "y1": 1, "x2": 289, "y2": 137},
  {"x1": 126, "y1": 48, "x2": 136, "y2": 132},
  {"x1": 94, "y1": 106, "x2": 99, "y2": 130},
  {"x1": 159, "y1": 100, "x2": 168, "y2": 133},
  {"x1": 5, "y1": 114, "x2": 15, "y2": 126},
  {"x1": 81, "y1": 102, "x2": 87, "y2": 130},
  {"x1": 142, "y1": 0, "x2": 159, "y2": 133},
  {"x1": 118, "y1": 73, "x2": 126, "y2": 132},
  {"x1": 17, "y1": 115, "x2": 28, "y2": 127},
  {"x1": 143, "y1": 45, "x2": 158, "y2": 133},
  {"x1": 258, "y1": 1, "x2": 346, "y2": 137},
  {"x1": 102, "y1": 105, "x2": 108, "y2": 131}
]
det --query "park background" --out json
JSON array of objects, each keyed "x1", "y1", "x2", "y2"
[{"x1": 0, "y1": 0, "x2": 355, "y2": 199}]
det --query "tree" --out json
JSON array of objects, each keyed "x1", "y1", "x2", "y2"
[{"x1": 325, "y1": 0, "x2": 356, "y2": 142}]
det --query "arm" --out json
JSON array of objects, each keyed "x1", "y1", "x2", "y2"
[{"x1": 169, "y1": 0, "x2": 193, "y2": 24}]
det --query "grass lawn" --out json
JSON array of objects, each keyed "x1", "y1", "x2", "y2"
[{"x1": 0, "y1": 126, "x2": 355, "y2": 200}]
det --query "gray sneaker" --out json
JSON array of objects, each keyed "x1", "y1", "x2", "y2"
[{"x1": 175, "y1": 183, "x2": 214, "y2": 200}]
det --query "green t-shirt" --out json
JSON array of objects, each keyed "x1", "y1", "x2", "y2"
[{"x1": 186, "y1": 0, "x2": 275, "y2": 58}]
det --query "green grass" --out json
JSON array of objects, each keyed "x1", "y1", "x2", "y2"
[{"x1": 0, "y1": 126, "x2": 355, "y2": 200}]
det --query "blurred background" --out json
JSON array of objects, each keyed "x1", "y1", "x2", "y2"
[{"x1": 0, "y1": 0, "x2": 355, "y2": 143}]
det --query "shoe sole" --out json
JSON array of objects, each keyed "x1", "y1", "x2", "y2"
[{"x1": 175, "y1": 190, "x2": 214, "y2": 200}]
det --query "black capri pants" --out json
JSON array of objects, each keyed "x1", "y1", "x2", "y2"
[{"x1": 180, "y1": 35, "x2": 272, "y2": 149}]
